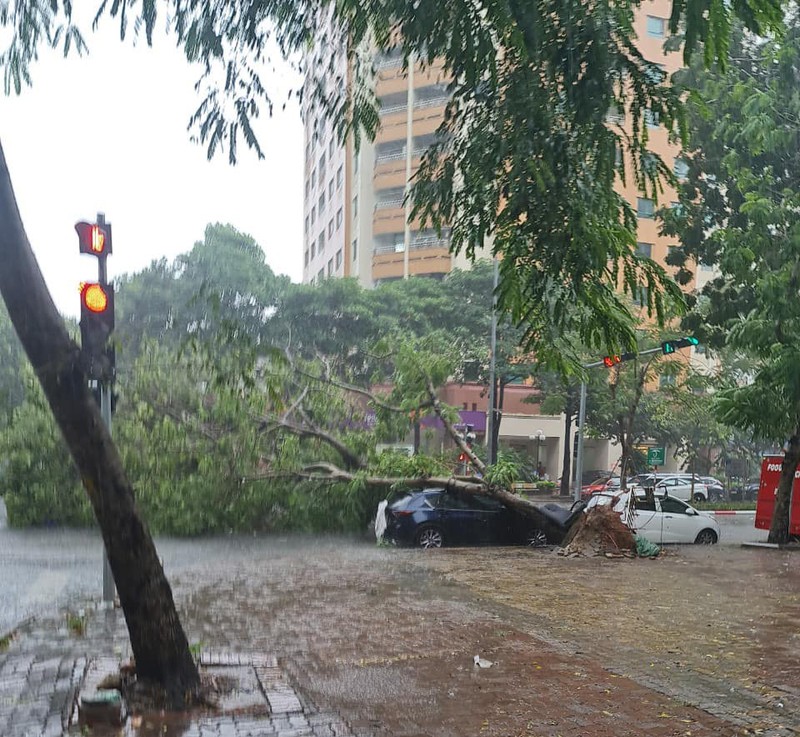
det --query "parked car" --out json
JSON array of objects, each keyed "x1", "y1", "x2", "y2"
[
  {"x1": 697, "y1": 476, "x2": 725, "y2": 501},
  {"x1": 589, "y1": 491, "x2": 720, "y2": 544},
  {"x1": 380, "y1": 488, "x2": 585, "y2": 549},
  {"x1": 631, "y1": 474, "x2": 710, "y2": 502},
  {"x1": 581, "y1": 476, "x2": 621, "y2": 500}
]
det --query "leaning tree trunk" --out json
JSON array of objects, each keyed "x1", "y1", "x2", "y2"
[
  {"x1": 768, "y1": 431, "x2": 800, "y2": 545},
  {"x1": 0, "y1": 143, "x2": 200, "y2": 706}
]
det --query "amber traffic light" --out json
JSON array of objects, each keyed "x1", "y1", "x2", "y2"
[{"x1": 79, "y1": 282, "x2": 115, "y2": 380}]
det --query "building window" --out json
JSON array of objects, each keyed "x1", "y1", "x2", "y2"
[
  {"x1": 471, "y1": 403, "x2": 477, "y2": 411},
  {"x1": 311, "y1": 240, "x2": 316, "y2": 258},
  {"x1": 673, "y1": 157, "x2": 689, "y2": 179},
  {"x1": 328, "y1": 138, "x2": 334, "y2": 159},
  {"x1": 335, "y1": 249, "x2": 342, "y2": 269},
  {"x1": 319, "y1": 152, "x2": 326, "y2": 174},
  {"x1": 311, "y1": 206, "x2": 316, "y2": 224},
  {"x1": 328, "y1": 179, "x2": 334, "y2": 200},
  {"x1": 327, "y1": 258, "x2": 334, "y2": 276},
  {"x1": 646, "y1": 15, "x2": 667, "y2": 38},
  {"x1": 336, "y1": 165, "x2": 343, "y2": 188},
  {"x1": 304, "y1": 249, "x2": 309, "y2": 266},
  {"x1": 328, "y1": 219, "x2": 334, "y2": 239},
  {"x1": 636, "y1": 242, "x2": 653, "y2": 258},
  {"x1": 336, "y1": 207, "x2": 343, "y2": 229},
  {"x1": 353, "y1": 152, "x2": 359, "y2": 175},
  {"x1": 353, "y1": 195, "x2": 358, "y2": 219},
  {"x1": 319, "y1": 191, "x2": 326, "y2": 212},
  {"x1": 644, "y1": 109, "x2": 659, "y2": 128},
  {"x1": 637, "y1": 198, "x2": 655, "y2": 219},
  {"x1": 318, "y1": 231, "x2": 325, "y2": 253},
  {"x1": 304, "y1": 179, "x2": 310, "y2": 198},
  {"x1": 311, "y1": 168, "x2": 316, "y2": 189},
  {"x1": 659, "y1": 373, "x2": 677, "y2": 388},
  {"x1": 352, "y1": 238, "x2": 358, "y2": 261},
  {"x1": 318, "y1": 268, "x2": 324, "y2": 282},
  {"x1": 304, "y1": 215, "x2": 309, "y2": 233}
]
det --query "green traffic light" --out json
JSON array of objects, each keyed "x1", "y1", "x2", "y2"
[{"x1": 687, "y1": 336, "x2": 699, "y2": 345}]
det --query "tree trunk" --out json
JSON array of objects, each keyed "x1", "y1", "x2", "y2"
[
  {"x1": 0, "y1": 143, "x2": 200, "y2": 706},
  {"x1": 413, "y1": 420, "x2": 420, "y2": 455},
  {"x1": 560, "y1": 409, "x2": 573, "y2": 496},
  {"x1": 768, "y1": 431, "x2": 800, "y2": 545}
]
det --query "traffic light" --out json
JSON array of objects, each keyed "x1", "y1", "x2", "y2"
[
  {"x1": 79, "y1": 282, "x2": 115, "y2": 380},
  {"x1": 661, "y1": 336, "x2": 699, "y2": 355},
  {"x1": 75, "y1": 221, "x2": 112, "y2": 256},
  {"x1": 602, "y1": 351, "x2": 637, "y2": 367}
]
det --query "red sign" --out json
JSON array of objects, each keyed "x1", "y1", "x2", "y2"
[{"x1": 755, "y1": 456, "x2": 800, "y2": 534}]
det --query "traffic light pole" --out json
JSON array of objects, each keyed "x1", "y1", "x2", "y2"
[
  {"x1": 572, "y1": 345, "x2": 667, "y2": 502},
  {"x1": 94, "y1": 213, "x2": 115, "y2": 603},
  {"x1": 100, "y1": 383, "x2": 115, "y2": 603}
]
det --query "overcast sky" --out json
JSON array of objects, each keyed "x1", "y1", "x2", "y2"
[{"x1": 0, "y1": 19, "x2": 304, "y2": 318}]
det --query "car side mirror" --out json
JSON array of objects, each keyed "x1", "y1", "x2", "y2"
[
  {"x1": 655, "y1": 484, "x2": 668, "y2": 498},
  {"x1": 686, "y1": 508, "x2": 698, "y2": 516}
]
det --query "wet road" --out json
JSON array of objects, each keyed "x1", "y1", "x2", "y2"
[{"x1": 0, "y1": 497, "x2": 767, "y2": 636}]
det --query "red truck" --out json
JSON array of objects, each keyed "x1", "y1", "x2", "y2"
[{"x1": 755, "y1": 456, "x2": 800, "y2": 535}]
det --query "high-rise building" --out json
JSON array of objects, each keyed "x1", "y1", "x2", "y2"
[{"x1": 302, "y1": 0, "x2": 692, "y2": 293}]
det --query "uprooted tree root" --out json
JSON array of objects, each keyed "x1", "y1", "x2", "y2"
[{"x1": 560, "y1": 505, "x2": 637, "y2": 558}]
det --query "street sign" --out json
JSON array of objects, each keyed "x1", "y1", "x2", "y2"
[{"x1": 647, "y1": 446, "x2": 666, "y2": 466}]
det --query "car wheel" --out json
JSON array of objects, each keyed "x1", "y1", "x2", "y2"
[
  {"x1": 695, "y1": 529, "x2": 718, "y2": 545},
  {"x1": 692, "y1": 492, "x2": 707, "y2": 502},
  {"x1": 525, "y1": 529, "x2": 548, "y2": 547},
  {"x1": 415, "y1": 525, "x2": 444, "y2": 549}
]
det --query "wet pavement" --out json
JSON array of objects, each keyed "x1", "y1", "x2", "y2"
[{"x1": 0, "y1": 509, "x2": 796, "y2": 736}]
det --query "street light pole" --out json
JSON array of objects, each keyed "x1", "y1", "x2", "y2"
[{"x1": 486, "y1": 258, "x2": 499, "y2": 465}]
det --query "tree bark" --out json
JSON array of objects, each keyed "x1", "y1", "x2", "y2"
[
  {"x1": 492, "y1": 378, "x2": 504, "y2": 461},
  {"x1": 0, "y1": 143, "x2": 200, "y2": 706},
  {"x1": 768, "y1": 431, "x2": 800, "y2": 545}
]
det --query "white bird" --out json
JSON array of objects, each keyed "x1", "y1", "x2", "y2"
[{"x1": 473, "y1": 654, "x2": 493, "y2": 668}]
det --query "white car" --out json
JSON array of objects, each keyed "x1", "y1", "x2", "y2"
[
  {"x1": 632, "y1": 494, "x2": 719, "y2": 544},
  {"x1": 635, "y1": 475, "x2": 710, "y2": 503},
  {"x1": 587, "y1": 491, "x2": 720, "y2": 544}
]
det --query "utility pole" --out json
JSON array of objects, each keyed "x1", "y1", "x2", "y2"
[{"x1": 486, "y1": 258, "x2": 499, "y2": 465}]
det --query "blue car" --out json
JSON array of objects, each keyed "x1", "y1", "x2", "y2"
[{"x1": 381, "y1": 488, "x2": 568, "y2": 548}]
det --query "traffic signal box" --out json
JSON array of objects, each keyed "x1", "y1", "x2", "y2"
[
  {"x1": 601, "y1": 337, "x2": 699, "y2": 367},
  {"x1": 79, "y1": 282, "x2": 115, "y2": 381},
  {"x1": 661, "y1": 336, "x2": 699, "y2": 354},
  {"x1": 75, "y1": 222, "x2": 112, "y2": 257},
  {"x1": 75, "y1": 218, "x2": 115, "y2": 382}
]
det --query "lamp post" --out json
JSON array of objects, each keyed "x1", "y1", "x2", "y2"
[{"x1": 531, "y1": 430, "x2": 545, "y2": 476}]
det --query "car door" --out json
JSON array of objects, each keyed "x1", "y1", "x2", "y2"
[
  {"x1": 465, "y1": 494, "x2": 510, "y2": 543},
  {"x1": 658, "y1": 496, "x2": 695, "y2": 542},
  {"x1": 437, "y1": 493, "x2": 483, "y2": 544},
  {"x1": 632, "y1": 495, "x2": 661, "y2": 543}
]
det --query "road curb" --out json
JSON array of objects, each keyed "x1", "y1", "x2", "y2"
[{"x1": 707, "y1": 510, "x2": 756, "y2": 516}]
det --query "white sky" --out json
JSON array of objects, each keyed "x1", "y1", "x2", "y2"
[{"x1": 0, "y1": 18, "x2": 304, "y2": 318}]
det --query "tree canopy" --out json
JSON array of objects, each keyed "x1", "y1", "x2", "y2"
[
  {"x1": 664, "y1": 18, "x2": 800, "y2": 541},
  {"x1": 1, "y1": 0, "x2": 787, "y2": 368}
]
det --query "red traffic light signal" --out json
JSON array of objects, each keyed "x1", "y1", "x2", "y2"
[
  {"x1": 603, "y1": 355, "x2": 621, "y2": 367},
  {"x1": 75, "y1": 221, "x2": 112, "y2": 256}
]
